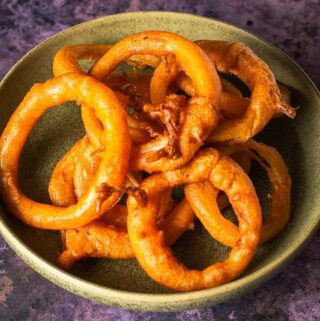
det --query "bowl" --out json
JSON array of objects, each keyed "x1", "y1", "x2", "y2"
[{"x1": 0, "y1": 11, "x2": 319, "y2": 312}]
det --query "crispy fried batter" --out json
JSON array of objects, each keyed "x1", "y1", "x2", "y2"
[{"x1": 144, "y1": 94, "x2": 186, "y2": 157}]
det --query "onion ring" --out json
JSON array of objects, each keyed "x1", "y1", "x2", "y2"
[
  {"x1": 88, "y1": 31, "x2": 221, "y2": 172},
  {"x1": 196, "y1": 40, "x2": 295, "y2": 143},
  {"x1": 53, "y1": 44, "x2": 158, "y2": 146},
  {"x1": 90, "y1": 32, "x2": 221, "y2": 103},
  {"x1": 0, "y1": 73, "x2": 130, "y2": 229},
  {"x1": 186, "y1": 140, "x2": 291, "y2": 247},
  {"x1": 127, "y1": 148, "x2": 261, "y2": 291},
  {"x1": 165, "y1": 40, "x2": 295, "y2": 143},
  {"x1": 222, "y1": 139, "x2": 291, "y2": 243}
]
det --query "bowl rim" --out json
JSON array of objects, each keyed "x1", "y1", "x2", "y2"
[{"x1": 0, "y1": 11, "x2": 319, "y2": 312}]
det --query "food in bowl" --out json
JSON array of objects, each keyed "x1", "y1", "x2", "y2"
[{"x1": 0, "y1": 30, "x2": 295, "y2": 292}]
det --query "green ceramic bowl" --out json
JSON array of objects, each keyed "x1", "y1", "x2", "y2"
[{"x1": 0, "y1": 12, "x2": 319, "y2": 312}]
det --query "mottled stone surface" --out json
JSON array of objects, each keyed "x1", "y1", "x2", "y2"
[{"x1": 0, "y1": 0, "x2": 319, "y2": 320}]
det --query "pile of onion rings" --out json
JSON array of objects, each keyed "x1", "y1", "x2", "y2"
[{"x1": 0, "y1": 31, "x2": 295, "y2": 292}]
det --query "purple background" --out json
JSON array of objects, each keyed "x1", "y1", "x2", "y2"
[{"x1": 0, "y1": 0, "x2": 319, "y2": 320}]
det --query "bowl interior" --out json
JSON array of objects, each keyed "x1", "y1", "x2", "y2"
[{"x1": 0, "y1": 12, "x2": 319, "y2": 310}]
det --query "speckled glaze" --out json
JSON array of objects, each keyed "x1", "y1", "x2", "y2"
[{"x1": 0, "y1": 12, "x2": 319, "y2": 312}]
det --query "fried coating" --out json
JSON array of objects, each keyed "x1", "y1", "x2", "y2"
[
  {"x1": 186, "y1": 140, "x2": 291, "y2": 246},
  {"x1": 0, "y1": 73, "x2": 130, "y2": 229},
  {"x1": 127, "y1": 149, "x2": 261, "y2": 291}
]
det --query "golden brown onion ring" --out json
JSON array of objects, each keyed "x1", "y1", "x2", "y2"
[
  {"x1": 89, "y1": 31, "x2": 221, "y2": 172},
  {"x1": 127, "y1": 148, "x2": 261, "y2": 291},
  {"x1": 0, "y1": 73, "x2": 130, "y2": 229},
  {"x1": 196, "y1": 40, "x2": 295, "y2": 143},
  {"x1": 186, "y1": 140, "x2": 291, "y2": 247},
  {"x1": 53, "y1": 44, "x2": 157, "y2": 146}
]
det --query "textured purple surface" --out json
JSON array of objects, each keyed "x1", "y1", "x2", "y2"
[{"x1": 0, "y1": 0, "x2": 319, "y2": 320}]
